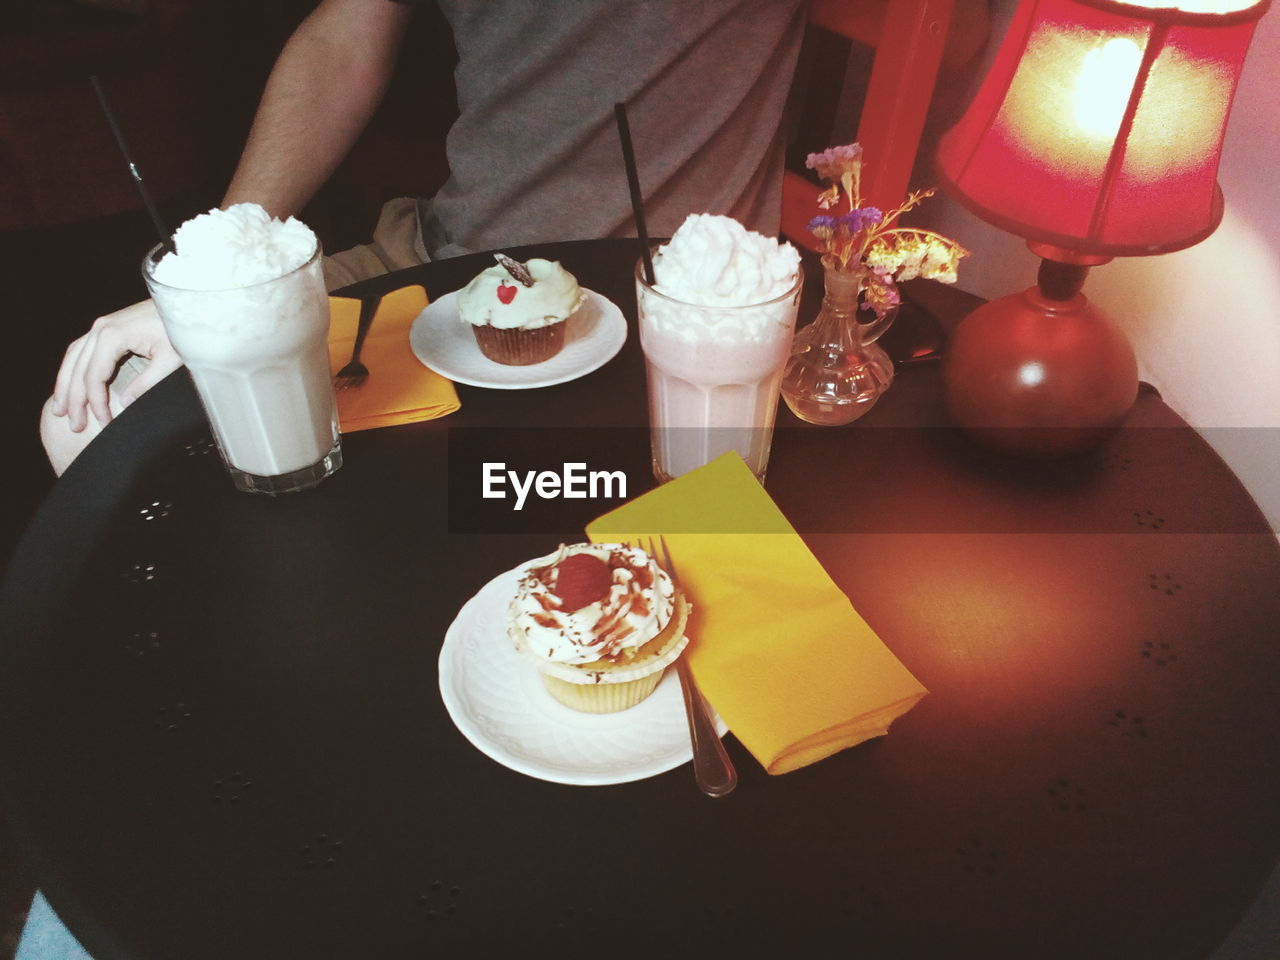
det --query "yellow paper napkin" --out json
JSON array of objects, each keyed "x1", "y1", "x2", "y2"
[
  {"x1": 587, "y1": 453, "x2": 927, "y2": 775},
  {"x1": 327, "y1": 286, "x2": 460, "y2": 431}
]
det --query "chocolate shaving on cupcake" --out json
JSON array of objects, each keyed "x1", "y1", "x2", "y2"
[{"x1": 494, "y1": 252, "x2": 535, "y2": 287}]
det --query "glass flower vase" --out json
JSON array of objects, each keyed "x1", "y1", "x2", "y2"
[{"x1": 781, "y1": 259, "x2": 897, "y2": 425}]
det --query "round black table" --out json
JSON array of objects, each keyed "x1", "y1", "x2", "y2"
[{"x1": 2, "y1": 239, "x2": 1279, "y2": 960}]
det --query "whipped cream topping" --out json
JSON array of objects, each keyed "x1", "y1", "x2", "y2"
[
  {"x1": 509, "y1": 543, "x2": 676, "y2": 665},
  {"x1": 652, "y1": 213, "x2": 800, "y2": 307},
  {"x1": 642, "y1": 214, "x2": 800, "y2": 343},
  {"x1": 458, "y1": 257, "x2": 585, "y2": 330},
  {"x1": 151, "y1": 203, "x2": 318, "y2": 291}
]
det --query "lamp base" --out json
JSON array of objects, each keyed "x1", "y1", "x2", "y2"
[{"x1": 942, "y1": 286, "x2": 1138, "y2": 458}]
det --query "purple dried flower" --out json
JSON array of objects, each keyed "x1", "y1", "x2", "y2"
[
  {"x1": 805, "y1": 143, "x2": 864, "y2": 183},
  {"x1": 834, "y1": 207, "x2": 885, "y2": 236}
]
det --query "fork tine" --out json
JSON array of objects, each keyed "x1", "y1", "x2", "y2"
[
  {"x1": 643, "y1": 535, "x2": 659, "y2": 571},
  {"x1": 333, "y1": 294, "x2": 380, "y2": 388},
  {"x1": 655, "y1": 535, "x2": 679, "y2": 584},
  {"x1": 646, "y1": 535, "x2": 679, "y2": 589}
]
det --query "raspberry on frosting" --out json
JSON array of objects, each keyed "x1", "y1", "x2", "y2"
[{"x1": 551, "y1": 553, "x2": 613, "y2": 613}]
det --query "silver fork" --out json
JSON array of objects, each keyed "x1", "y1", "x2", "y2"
[
  {"x1": 647, "y1": 535, "x2": 738, "y2": 798},
  {"x1": 334, "y1": 294, "x2": 382, "y2": 389}
]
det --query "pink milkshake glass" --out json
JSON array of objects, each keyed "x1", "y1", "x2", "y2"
[{"x1": 636, "y1": 257, "x2": 803, "y2": 483}]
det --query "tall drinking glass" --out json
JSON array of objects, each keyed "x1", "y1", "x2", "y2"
[
  {"x1": 636, "y1": 259, "x2": 802, "y2": 483},
  {"x1": 143, "y1": 243, "x2": 342, "y2": 495}
]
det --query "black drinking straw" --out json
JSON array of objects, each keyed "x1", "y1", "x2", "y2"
[
  {"x1": 613, "y1": 102, "x2": 655, "y2": 285},
  {"x1": 89, "y1": 74, "x2": 175, "y2": 254}
]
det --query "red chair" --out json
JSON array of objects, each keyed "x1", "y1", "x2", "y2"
[{"x1": 782, "y1": 0, "x2": 990, "y2": 251}]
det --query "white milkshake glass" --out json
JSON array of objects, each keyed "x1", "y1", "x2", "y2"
[
  {"x1": 143, "y1": 243, "x2": 342, "y2": 494},
  {"x1": 636, "y1": 257, "x2": 802, "y2": 483}
]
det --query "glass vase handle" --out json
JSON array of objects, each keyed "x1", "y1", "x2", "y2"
[{"x1": 855, "y1": 301, "x2": 896, "y2": 346}]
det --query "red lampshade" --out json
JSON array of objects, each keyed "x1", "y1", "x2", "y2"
[{"x1": 936, "y1": 0, "x2": 1269, "y2": 257}]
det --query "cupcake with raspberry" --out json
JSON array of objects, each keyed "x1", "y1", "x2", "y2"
[
  {"x1": 458, "y1": 253, "x2": 586, "y2": 365},
  {"x1": 507, "y1": 542, "x2": 689, "y2": 713}
]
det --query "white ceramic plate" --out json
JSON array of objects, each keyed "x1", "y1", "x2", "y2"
[
  {"x1": 409, "y1": 289, "x2": 627, "y2": 389},
  {"x1": 438, "y1": 563, "x2": 727, "y2": 786}
]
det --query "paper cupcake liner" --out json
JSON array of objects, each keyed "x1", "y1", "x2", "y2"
[
  {"x1": 539, "y1": 669, "x2": 667, "y2": 713},
  {"x1": 472, "y1": 320, "x2": 566, "y2": 365}
]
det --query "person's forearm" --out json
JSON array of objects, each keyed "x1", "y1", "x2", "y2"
[{"x1": 222, "y1": 0, "x2": 413, "y2": 217}]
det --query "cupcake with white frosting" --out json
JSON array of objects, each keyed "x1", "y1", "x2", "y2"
[
  {"x1": 458, "y1": 254, "x2": 585, "y2": 365},
  {"x1": 508, "y1": 542, "x2": 689, "y2": 713}
]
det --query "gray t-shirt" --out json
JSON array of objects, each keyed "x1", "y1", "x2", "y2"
[{"x1": 419, "y1": 0, "x2": 807, "y2": 258}]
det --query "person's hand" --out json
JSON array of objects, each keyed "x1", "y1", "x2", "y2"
[{"x1": 50, "y1": 299, "x2": 182, "y2": 432}]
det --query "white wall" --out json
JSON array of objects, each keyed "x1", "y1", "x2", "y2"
[{"x1": 922, "y1": 2, "x2": 1280, "y2": 531}]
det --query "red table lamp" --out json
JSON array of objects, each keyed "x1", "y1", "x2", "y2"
[{"x1": 935, "y1": 0, "x2": 1268, "y2": 456}]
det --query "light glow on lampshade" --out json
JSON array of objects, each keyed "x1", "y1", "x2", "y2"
[
  {"x1": 935, "y1": 0, "x2": 1268, "y2": 256},
  {"x1": 1014, "y1": 28, "x2": 1232, "y2": 185},
  {"x1": 1074, "y1": 37, "x2": 1143, "y2": 138}
]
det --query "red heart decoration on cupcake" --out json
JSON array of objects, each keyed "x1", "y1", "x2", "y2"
[{"x1": 496, "y1": 283, "x2": 517, "y2": 304}]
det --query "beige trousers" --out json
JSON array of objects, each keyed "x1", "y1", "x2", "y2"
[{"x1": 319, "y1": 196, "x2": 430, "y2": 290}]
